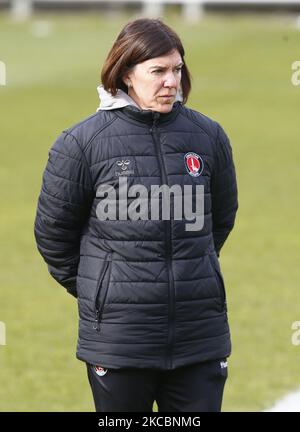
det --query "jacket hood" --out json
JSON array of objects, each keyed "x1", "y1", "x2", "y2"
[{"x1": 96, "y1": 85, "x2": 183, "y2": 112}]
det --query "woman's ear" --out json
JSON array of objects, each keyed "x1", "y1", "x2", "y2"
[{"x1": 122, "y1": 74, "x2": 131, "y2": 88}]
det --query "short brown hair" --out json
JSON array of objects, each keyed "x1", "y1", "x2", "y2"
[{"x1": 101, "y1": 18, "x2": 191, "y2": 104}]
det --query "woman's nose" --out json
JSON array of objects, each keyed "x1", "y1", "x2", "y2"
[{"x1": 163, "y1": 72, "x2": 178, "y2": 88}]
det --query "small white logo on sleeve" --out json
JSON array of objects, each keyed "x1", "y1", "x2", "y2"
[
  {"x1": 93, "y1": 365, "x2": 108, "y2": 376},
  {"x1": 220, "y1": 360, "x2": 228, "y2": 369}
]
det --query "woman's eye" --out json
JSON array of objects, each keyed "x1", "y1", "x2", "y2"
[{"x1": 152, "y1": 68, "x2": 181, "y2": 75}]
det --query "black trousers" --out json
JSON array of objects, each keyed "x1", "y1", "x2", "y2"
[{"x1": 86, "y1": 358, "x2": 228, "y2": 412}]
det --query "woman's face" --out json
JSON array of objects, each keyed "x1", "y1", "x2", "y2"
[{"x1": 124, "y1": 49, "x2": 183, "y2": 113}]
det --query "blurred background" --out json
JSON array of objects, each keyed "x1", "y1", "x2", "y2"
[{"x1": 0, "y1": 0, "x2": 300, "y2": 412}]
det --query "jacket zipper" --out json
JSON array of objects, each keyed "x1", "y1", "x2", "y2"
[
  {"x1": 150, "y1": 113, "x2": 175, "y2": 369},
  {"x1": 209, "y1": 254, "x2": 227, "y2": 312},
  {"x1": 215, "y1": 267, "x2": 227, "y2": 311},
  {"x1": 93, "y1": 259, "x2": 111, "y2": 332}
]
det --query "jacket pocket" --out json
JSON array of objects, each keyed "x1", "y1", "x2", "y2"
[
  {"x1": 93, "y1": 256, "x2": 112, "y2": 332},
  {"x1": 208, "y1": 253, "x2": 227, "y2": 311}
]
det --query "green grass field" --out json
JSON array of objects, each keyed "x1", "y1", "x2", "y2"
[{"x1": 1, "y1": 10, "x2": 300, "y2": 412}]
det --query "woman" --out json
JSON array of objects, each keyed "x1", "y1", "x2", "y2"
[{"x1": 34, "y1": 18, "x2": 238, "y2": 412}]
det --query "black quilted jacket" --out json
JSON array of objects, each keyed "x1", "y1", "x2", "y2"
[{"x1": 34, "y1": 101, "x2": 238, "y2": 369}]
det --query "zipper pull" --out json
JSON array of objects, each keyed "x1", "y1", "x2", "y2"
[
  {"x1": 93, "y1": 309, "x2": 101, "y2": 332},
  {"x1": 150, "y1": 112, "x2": 160, "y2": 132},
  {"x1": 153, "y1": 112, "x2": 160, "y2": 126}
]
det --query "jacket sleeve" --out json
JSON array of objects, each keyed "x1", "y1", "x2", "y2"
[
  {"x1": 34, "y1": 131, "x2": 94, "y2": 298},
  {"x1": 211, "y1": 124, "x2": 238, "y2": 257}
]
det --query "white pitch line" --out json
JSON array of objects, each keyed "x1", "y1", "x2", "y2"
[{"x1": 264, "y1": 389, "x2": 300, "y2": 412}]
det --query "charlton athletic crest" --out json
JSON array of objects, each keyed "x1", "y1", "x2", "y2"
[{"x1": 184, "y1": 152, "x2": 204, "y2": 177}]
